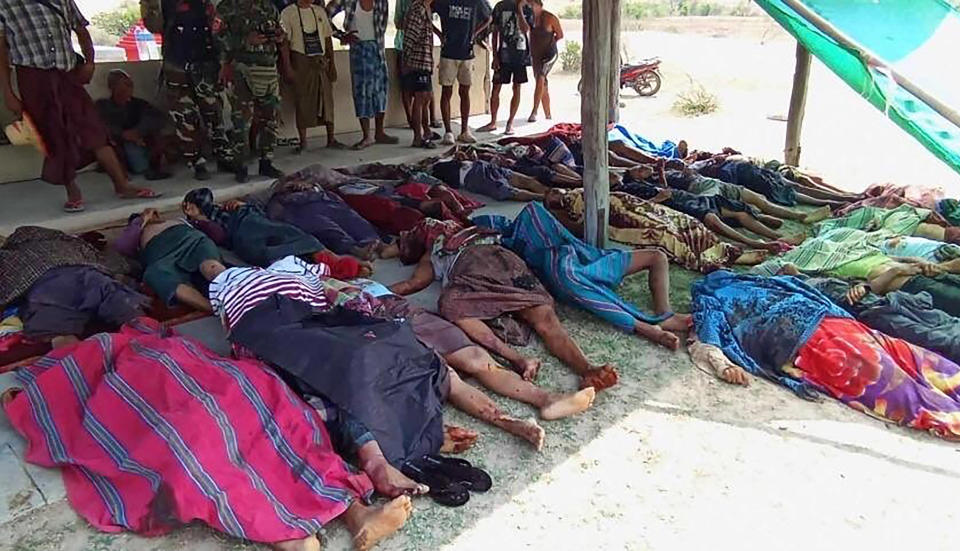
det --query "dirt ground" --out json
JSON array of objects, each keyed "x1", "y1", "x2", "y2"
[{"x1": 3, "y1": 14, "x2": 960, "y2": 551}]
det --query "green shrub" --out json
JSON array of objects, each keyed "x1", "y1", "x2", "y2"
[
  {"x1": 673, "y1": 82, "x2": 719, "y2": 117},
  {"x1": 91, "y1": 3, "x2": 141, "y2": 39},
  {"x1": 560, "y1": 4, "x2": 582, "y2": 18},
  {"x1": 560, "y1": 40, "x2": 582, "y2": 73}
]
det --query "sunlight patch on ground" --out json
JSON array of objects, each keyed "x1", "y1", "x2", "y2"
[{"x1": 441, "y1": 407, "x2": 960, "y2": 551}]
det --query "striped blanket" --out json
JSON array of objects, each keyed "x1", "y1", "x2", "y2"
[{"x1": 2, "y1": 318, "x2": 371, "y2": 542}]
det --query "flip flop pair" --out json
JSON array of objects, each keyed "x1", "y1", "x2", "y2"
[{"x1": 401, "y1": 454, "x2": 492, "y2": 507}]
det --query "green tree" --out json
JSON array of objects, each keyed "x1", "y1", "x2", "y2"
[{"x1": 91, "y1": 3, "x2": 141, "y2": 39}]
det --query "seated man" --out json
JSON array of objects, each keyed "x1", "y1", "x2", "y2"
[
  {"x1": 0, "y1": 226, "x2": 146, "y2": 347},
  {"x1": 208, "y1": 256, "x2": 552, "y2": 455},
  {"x1": 114, "y1": 208, "x2": 225, "y2": 313},
  {"x1": 618, "y1": 163, "x2": 800, "y2": 252},
  {"x1": 182, "y1": 188, "x2": 369, "y2": 272},
  {"x1": 545, "y1": 188, "x2": 768, "y2": 273},
  {"x1": 390, "y1": 223, "x2": 619, "y2": 391},
  {"x1": 95, "y1": 70, "x2": 172, "y2": 180},
  {"x1": 691, "y1": 270, "x2": 960, "y2": 441},
  {"x1": 431, "y1": 155, "x2": 549, "y2": 202}
]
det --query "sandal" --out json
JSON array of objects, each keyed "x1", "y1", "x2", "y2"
[
  {"x1": 401, "y1": 459, "x2": 470, "y2": 507},
  {"x1": 421, "y1": 455, "x2": 492, "y2": 492},
  {"x1": 63, "y1": 199, "x2": 85, "y2": 213}
]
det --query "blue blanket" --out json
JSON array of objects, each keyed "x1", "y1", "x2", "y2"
[
  {"x1": 608, "y1": 124, "x2": 680, "y2": 159},
  {"x1": 475, "y1": 202, "x2": 670, "y2": 332},
  {"x1": 691, "y1": 271, "x2": 851, "y2": 397}
]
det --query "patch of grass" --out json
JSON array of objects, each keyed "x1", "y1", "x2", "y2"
[{"x1": 673, "y1": 81, "x2": 720, "y2": 117}]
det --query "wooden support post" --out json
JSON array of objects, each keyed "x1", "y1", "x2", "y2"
[
  {"x1": 608, "y1": 0, "x2": 622, "y2": 123},
  {"x1": 581, "y1": 0, "x2": 612, "y2": 247},
  {"x1": 784, "y1": 41, "x2": 811, "y2": 166}
]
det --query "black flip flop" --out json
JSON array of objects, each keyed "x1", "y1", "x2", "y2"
[
  {"x1": 422, "y1": 455, "x2": 493, "y2": 493},
  {"x1": 401, "y1": 460, "x2": 470, "y2": 507}
]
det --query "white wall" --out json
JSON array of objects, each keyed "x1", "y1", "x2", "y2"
[{"x1": 0, "y1": 45, "x2": 490, "y2": 183}]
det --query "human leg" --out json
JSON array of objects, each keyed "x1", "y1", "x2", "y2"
[
  {"x1": 446, "y1": 369, "x2": 545, "y2": 449},
  {"x1": 626, "y1": 250, "x2": 670, "y2": 314},
  {"x1": 794, "y1": 192, "x2": 843, "y2": 208},
  {"x1": 445, "y1": 345, "x2": 595, "y2": 419},
  {"x1": 518, "y1": 304, "x2": 618, "y2": 390},
  {"x1": 529, "y1": 75, "x2": 544, "y2": 122},
  {"x1": 457, "y1": 84, "x2": 474, "y2": 141},
  {"x1": 356, "y1": 440, "x2": 428, "y2": 497},
  {"x1": 509, "y1": 171, "x2": 550, "y2": 194},
  {"x1": 505, "y1": 81, "x2": 523, "y2": 134},
  {"x1": 542, "y1": 75, "x2": 552, "y2": 119},
  {"x1": 477, "y1": 81, "x2": 503, "y2": 131},
  {"x1": 410, "y1": 89, "x2": 426, "y2": 145},
  {"x1": 703, "y1": 213, "x2": 774, "y2": 249},
  {"x1": 440, "y1": 84, "x2": 454, "y2": 134},
  {"x1": 453, "y1": 317, "x2": 540, "y2": 379},
  {"x1": 724, "y1": 210, "x2": 784, "y2": 240}
]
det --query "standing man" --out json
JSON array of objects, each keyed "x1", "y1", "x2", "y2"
[
  {"x1": 327, "y1": 0, "x2": 399, "y2": 149},
  {"x1": 279, "y1": 0, "x2": 344, "y2": 151},
  {"x1": 433, "y1": 0, "x2": 491, "y2": 144},
  {"x1": 401, "y1": 0, "x2": 435, "y2": 148},
  {"x1": 476, "y1": 0, "x2": 532, "y2": 136},
  {"x1": 216, "y1": 0, "x2": 285, "y2": 179},
  {"x1": 141, "y1": 0, "x2": 246, "y2": 182},
  {"x1": 0, "y1": 0, "x2": 158, "y2": 212},
  {"x1": 527, "y1": 0, "x2": 560, "y2": 122}
]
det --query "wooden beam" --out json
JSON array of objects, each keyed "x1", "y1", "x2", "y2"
[
  {"x1": 581, "y1": 0, "x2": 612, "y2": 246},
  {"x1": 784, "y1": 41, "x2": 811, "y2": 166},
  {"x1": 781, "y1": 0, "x2": 960, "y2": 130},
  {"x1": 608, "y1": 0, "x2": 622, "y2": 123}
]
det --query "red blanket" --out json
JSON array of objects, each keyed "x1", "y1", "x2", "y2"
[{"x1": 3, "y1": 318, "x2": 372, "y2": 542}]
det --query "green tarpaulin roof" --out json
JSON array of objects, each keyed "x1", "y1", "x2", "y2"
[{"x1": 755, "y1": 0, "x2": 960, "y2": 174}]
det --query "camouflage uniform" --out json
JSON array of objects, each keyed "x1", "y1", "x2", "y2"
[
  {"x1": 141, "y1": 0, "x2": 237, "y2": 166},
  {"x1": 215, "y1": 0, "x2": 282, "y2": 160}
]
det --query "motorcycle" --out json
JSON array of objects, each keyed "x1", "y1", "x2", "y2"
[{"x1": 578, "y1": 57, "x2": 663, "y2": 97}]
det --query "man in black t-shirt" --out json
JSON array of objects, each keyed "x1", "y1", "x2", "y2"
[
  {"x1": 434, "y1": 0, "x2": 491, "y2": 144},
  {"x1": 476, "y1": 0, "x2": 533, "y2": 135}
]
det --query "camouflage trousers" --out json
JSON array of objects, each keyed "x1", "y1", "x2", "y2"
[
  {"x1": 229, "y1": 62, "x2": 281, "y2": 160},
  {"x1": 163, "y1": 61, "x2": 237, "y2": 165}
]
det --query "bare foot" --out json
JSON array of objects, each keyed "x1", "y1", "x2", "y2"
[
  {"x1": 540, "y1": 387, "x2": 596, "y2": 421},
  {"x1": 511, "y1": 356, "x2": 541, "y2": 381},
  {"x1": 327, "y1": 139, "x2": 347, "y2": 149},
  {"x1": 781, "y1": 234, "x2": 807, "y2": 246},
  {"x1": 375, "y1": 133, "x2": 399, "y2": 145},
  {"x1": 366, "y1": 460, "x2": 429, "y2": 497},
  {"x1": 51, "y1": 335, "x2": 80, "y2": 349},
  {"x1": 500, "y1": 416, "x2": 545, "y2": 450},
  {"x1": 476, "y1": 122, "x2": 497, "y2": 132},
  {"x1": 659, "y1": 314, "x2": 692, "y2": 333},
  {"x1": 352, "y1": 137, "x2": 375, "y2": 150},
  {"x1": 377, "y1": 242, "x2": 400, "y2": 259},
  {"x1": 348, "y1": 496, "x2": 413, "y2": 551},
  {"x1": 635, "y1": 322, "x2": 680, "y2": 350},
  {"x1": 579, "y1": 364, "x2": 618, "y2": 391},
  {"x1": 527, "y1": 114, "x2": 537, "y2": 123},
  {"x1": 440, "y1": 425, "x2": 478, "y2": 453},
  {"x1": 351, "y1": 243, "x2": 378, "y2": 261},
  {"x1": 734, "y1": 249, "x2": 769, "y2": 265},
  {"x1": 504, "y1": 124, "x2": 515, "y2": 135},
  {"x1": 272, "y1": 535, "x2": 321, "y2": 551},
  {"x1": 802, "y1": 205, "x2": 832, "y2": 224}
]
